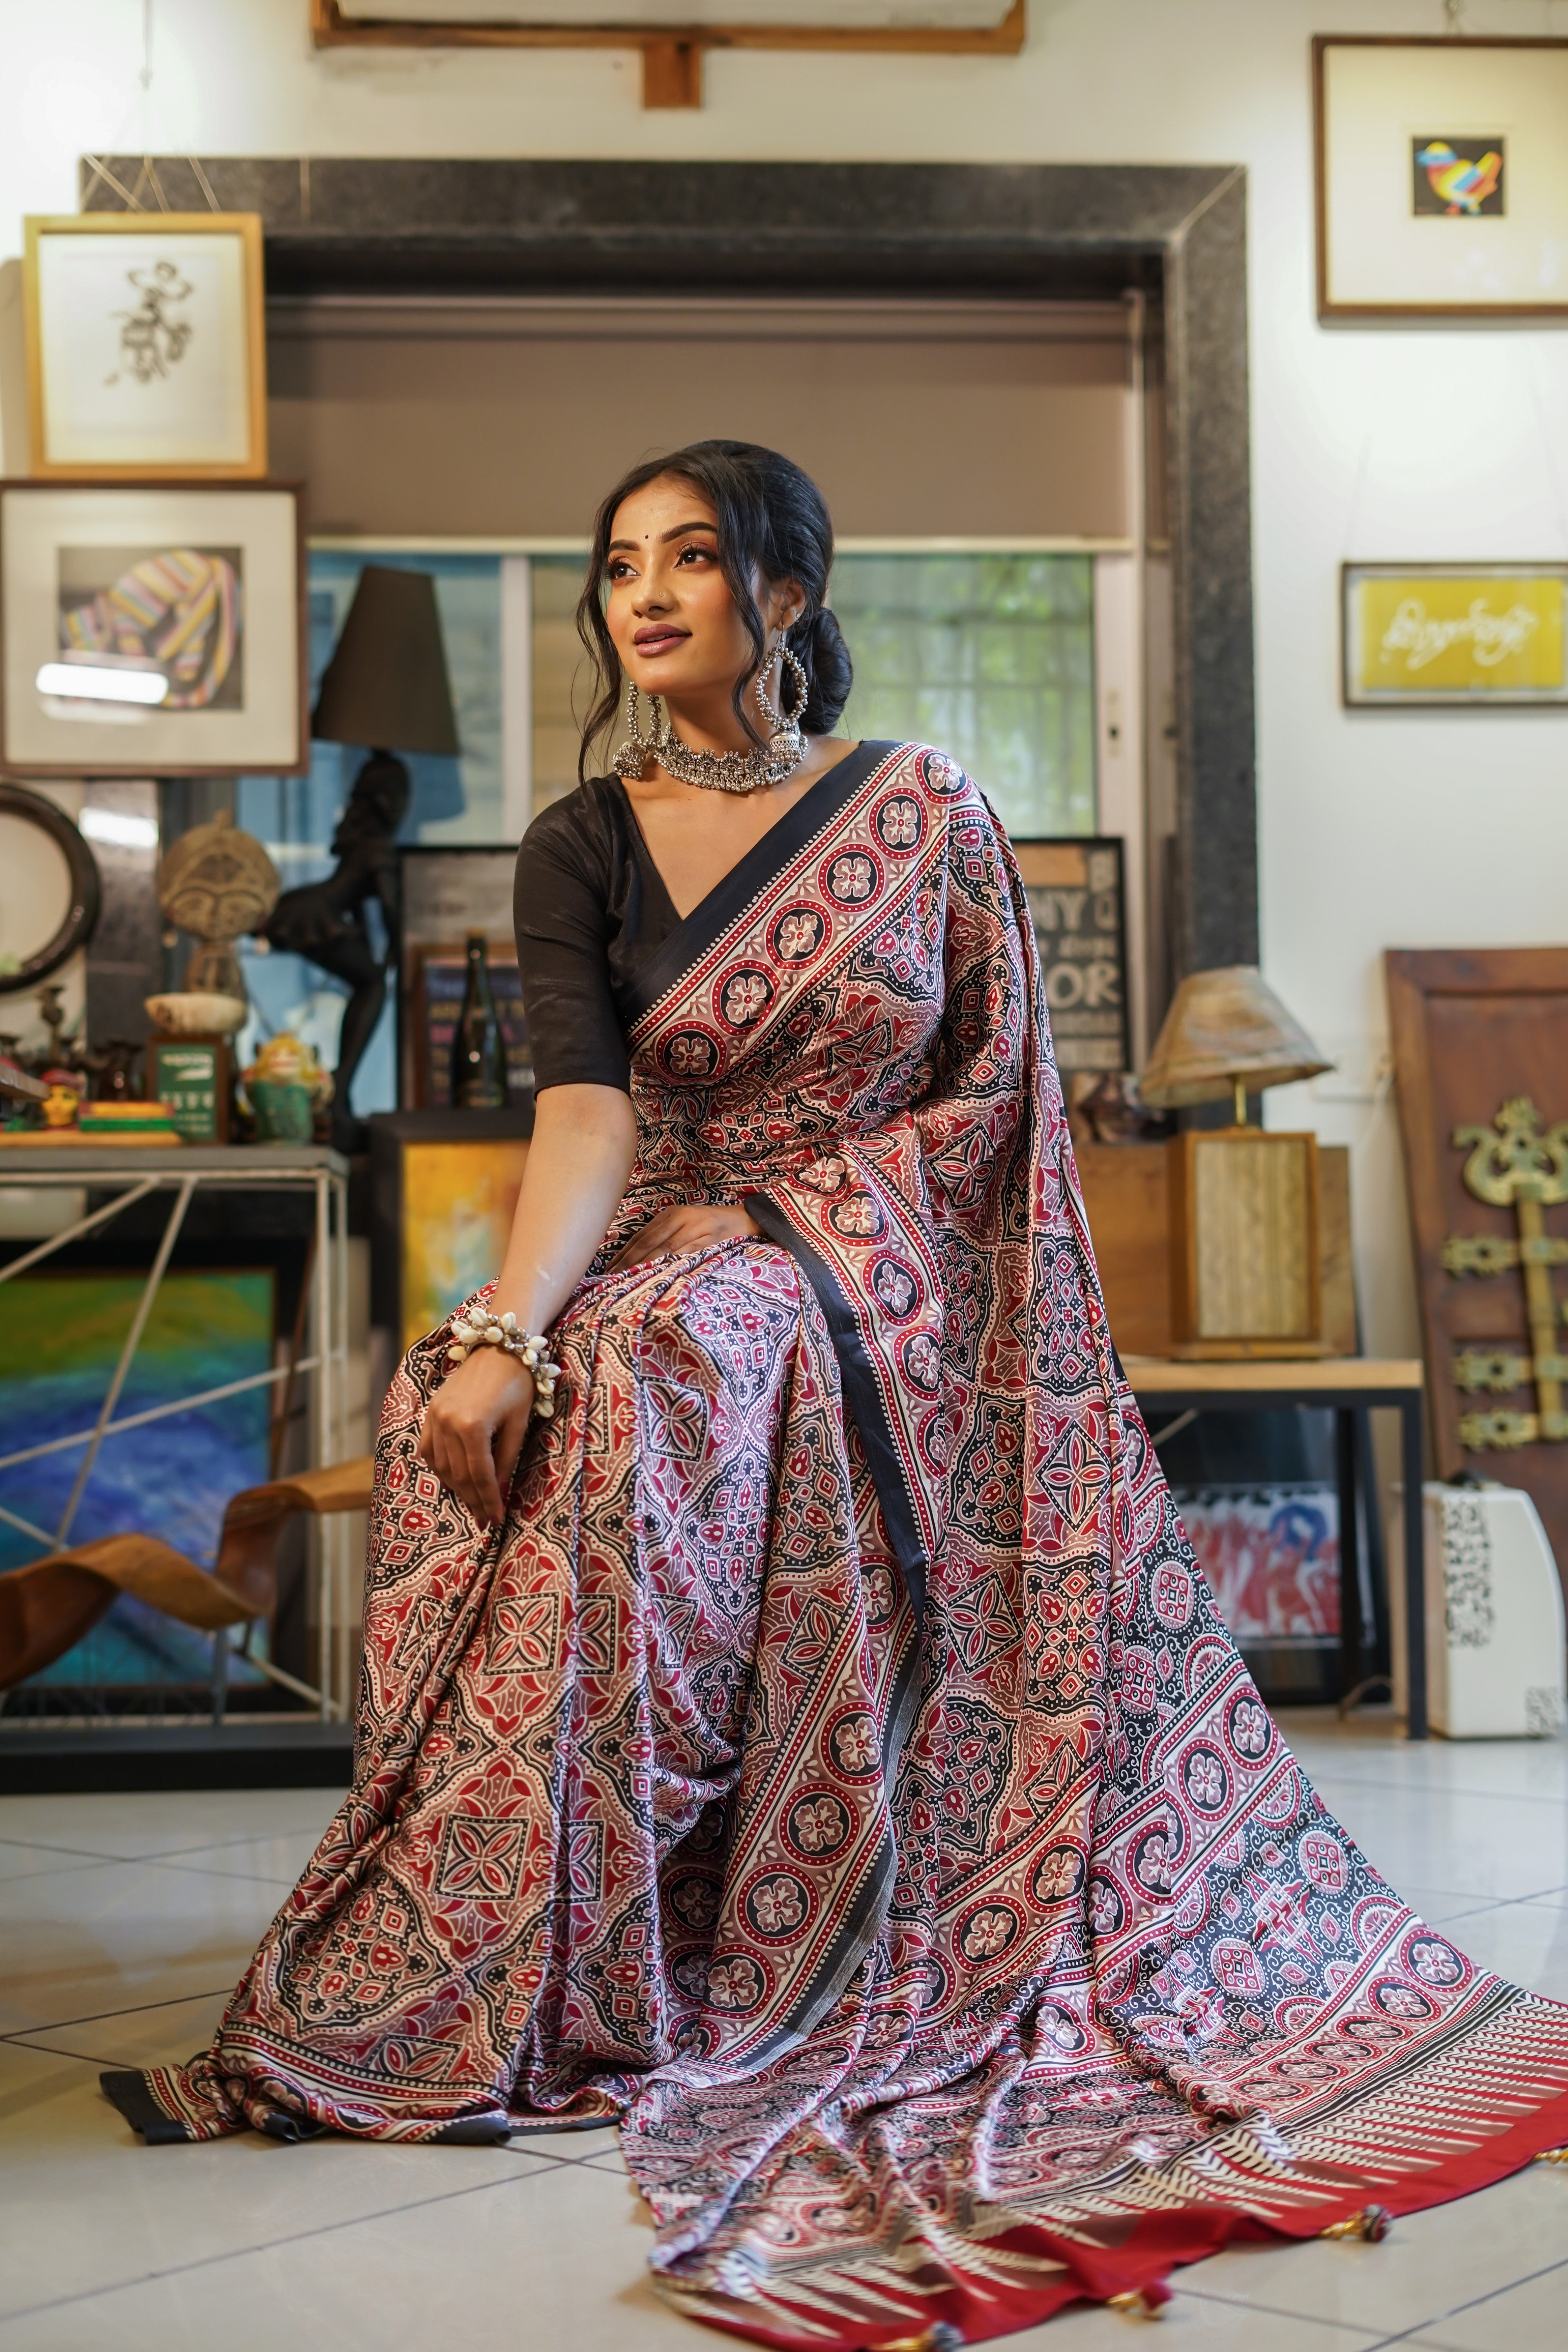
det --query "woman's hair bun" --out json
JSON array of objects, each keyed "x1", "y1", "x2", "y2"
[{"x1": 795, "y1": 606, "x2": 853, "y2": 735}]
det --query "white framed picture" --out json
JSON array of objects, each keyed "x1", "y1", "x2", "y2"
[
  {"x1": 24, "y1": 214, "x2": 267, "y2": 478},
  {"x1": 0, "y1": 481, "x2": 306, "y2": 776},
  {"x1": 1315, "y1": 36, "x2": 1568, "y2": 318}
]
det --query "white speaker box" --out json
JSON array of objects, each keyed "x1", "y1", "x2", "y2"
[{"x1": 1392, "y1": 1481, "x2": 1568, "y2": 1739}]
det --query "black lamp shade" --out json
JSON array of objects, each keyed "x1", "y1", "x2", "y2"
[{"x1": 312, "y1": 566, "x2": 461, "y2": 756}]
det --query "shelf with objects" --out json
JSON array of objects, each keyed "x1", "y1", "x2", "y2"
[{"x1": 1074, "y1": 962, "x2": 1428, "y2": 1735}]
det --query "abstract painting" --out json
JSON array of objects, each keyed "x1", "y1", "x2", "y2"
[
  {"x1": 401, "y1": 1138, "x2": 530, "y2": 1350},
  {"x1": 0, "y1": 1270, "x2": 273, "y2": 1690}
]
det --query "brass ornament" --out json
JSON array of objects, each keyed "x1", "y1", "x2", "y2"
[
  {"x1": 1319, "y1": 2205, "x2": 1392, "y2": 2241},
  {"x1": 1443, "y1": 1098, "x2": 1568, "y2": 1449}
]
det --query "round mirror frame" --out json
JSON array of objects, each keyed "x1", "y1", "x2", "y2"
[{"x1": 0, "y1": 782, "x2": 102, "y2": 997}]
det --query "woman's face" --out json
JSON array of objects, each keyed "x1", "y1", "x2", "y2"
[{"x1": 604, "y1": 474, "x2": 798, "y2": 715}]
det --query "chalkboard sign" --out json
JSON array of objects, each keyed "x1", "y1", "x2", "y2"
[{"x1": 1010, "y1": 837, "x2": 1131, "y2": 1075}]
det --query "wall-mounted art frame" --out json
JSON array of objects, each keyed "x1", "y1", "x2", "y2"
[
  {"x1": 310, "y1": 0, "x2": 1025, "y2": 110},
  {"x1": 1011, "y1": 836, "x2": 1131, "y2": 1074},
  {"x1": 1342, "y1": 563, "x2": 1568, "y2": 707},
  {"x1": 0, "y1": 479, "x2": 307, "y2": 777},
  {"x1": 1314, "y1": 35, "x2": 1568, "y2": 319},
  {"x1": 24, "y1": 213, "x2": 267, "y2": 478}
]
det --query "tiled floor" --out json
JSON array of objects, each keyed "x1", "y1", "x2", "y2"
[{"x1": 2, "y1": 1716, "x2": 1567, "y2": 2349}]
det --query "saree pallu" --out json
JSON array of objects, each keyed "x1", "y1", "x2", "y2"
[{"x1": 109, "y1": 743, "x2": 1568, "y2": 2347}]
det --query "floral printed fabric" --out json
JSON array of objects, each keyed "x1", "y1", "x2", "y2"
[{"x1": 111, "y1": 747, "x2": 1568, "y2": 2348}]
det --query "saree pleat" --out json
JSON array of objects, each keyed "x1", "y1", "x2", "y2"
[{"x1": 108, "y1": 742, "x2": 1568, "y2": 2345}]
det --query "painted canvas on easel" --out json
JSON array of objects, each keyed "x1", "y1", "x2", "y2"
[{"x1": 0, "y1": 1269, "x2": 272, "y2": 1689}]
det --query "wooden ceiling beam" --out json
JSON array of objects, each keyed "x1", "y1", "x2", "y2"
[{"x1": 310, "y1": 1, "x2": 1027, "y2": 109}]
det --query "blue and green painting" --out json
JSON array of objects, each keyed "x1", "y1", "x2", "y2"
[{"x1": 0, "y1": 1270, "x2": 273, "y2": 1687}]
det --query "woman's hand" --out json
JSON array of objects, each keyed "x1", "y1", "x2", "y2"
[
  {"x1": 606, "y1": 1202, "x2": 760, "y2": 1273},
  {"x1": 417, "y1": 1343, "x2": 537, "y2": 1530}
]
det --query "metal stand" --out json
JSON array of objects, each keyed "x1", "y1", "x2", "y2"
[
  {"x1": 1129, "y1": 1358, "x2": 1429, "y2": 1738},
  {"x1": 0, "y1": 1145, "x2": 353, "y2": 1719}
]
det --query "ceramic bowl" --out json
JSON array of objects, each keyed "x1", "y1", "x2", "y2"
[{"x1": 145, "y1": 990, "x2": 248, "y2": 1037}]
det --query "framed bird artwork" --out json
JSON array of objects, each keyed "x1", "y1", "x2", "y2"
[{"x1": 1314, "y1": 35, "x2": 1568, "y2": 318}]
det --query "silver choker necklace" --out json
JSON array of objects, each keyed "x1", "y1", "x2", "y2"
[{"x1": 613, "y1": 645, "x2": 809, "y2": 797}]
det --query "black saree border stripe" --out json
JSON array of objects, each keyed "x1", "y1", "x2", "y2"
[
  {"x1": 100, "y1": 2068, "x2": 192, "y2": 2144},
  {"x1": 618, "y1": 740, "x2": 898, "y2": 1031},
  {"x1": 742, "y1": 1193, "x2": 928, "y2": 1635}
]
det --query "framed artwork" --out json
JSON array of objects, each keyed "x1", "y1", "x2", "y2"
[
  {"x1": 0, "y1": 479, "x2": 306, "y2": 776},
  {"x1": 1343, "y1": 563, "x2": 1568, "y2": 706},
  {"x1": 399, "y1": 846, "x2": 521, "y2": 1106},
  {"x1": 1314, "y1": 36, "x2": 1568, "y2": 319},
  {"x1": 368, "y1": 1109, "x2": 535, "y2": 1353},
  {"x1": 407, "y1": 945, "x2": 532, "y2": 1111},
  {"x1": 1009, "y1": 836, "x2": 1130, "y2": 1074},
  {"x1": 24, "y1": 213, "x2": 267, "y2": 478}
]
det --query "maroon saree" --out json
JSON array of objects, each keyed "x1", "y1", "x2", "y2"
[{"x1": 109, "y1": 743, "x2": 1568, "y2": 2346}]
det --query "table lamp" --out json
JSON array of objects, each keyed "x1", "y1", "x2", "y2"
[
  {"x1": 266, "y1": 566, "x2": 459, "y2": 1154},
  {"x1": 1140, "y1": 965, "x2": 1333, "y2": 1359}
]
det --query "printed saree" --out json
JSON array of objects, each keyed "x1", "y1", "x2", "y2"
[{"x1": 107, "y1": 742, "x2": 1568, "y2": 2347}]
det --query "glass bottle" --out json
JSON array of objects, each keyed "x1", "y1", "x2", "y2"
[{"x1": 450, "y1": 932, "x2": 510, "y2": 1110}]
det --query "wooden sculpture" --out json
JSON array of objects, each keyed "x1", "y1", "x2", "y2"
[{"x1": 0, "y1": 1455, "x2": 373, "y2": 1690}]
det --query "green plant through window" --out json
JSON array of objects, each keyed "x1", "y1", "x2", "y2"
[{"x1": 829, "y1": 554, "x2": 1097, "y2": 838}]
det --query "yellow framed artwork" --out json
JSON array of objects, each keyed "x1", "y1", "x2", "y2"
[
  {"x1": 1342, "y1": 564, "x2": 1568, "y2": 707},
  {"x1": 23, "y1": 214, "x2": 267, "y2": 479},
  {"x1": 368, "y1": 1111, "x2": 534, "y2": 1354}
]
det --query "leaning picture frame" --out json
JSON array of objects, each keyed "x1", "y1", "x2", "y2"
[
  {"x1": 1009, "y1": 836, "x2": 1131, "y2": 1076},
  {"x1": 1314, "y1": 36, "x2": 1568, "y2": 319},
  {"x1": 24, "y1": 213, "x2": 267, "y2": 479},
  {"x1": 1342, "y1": 562, "x2": 1568, "y2": 706},
  {"x1": 368, "y1": 1108, "x2": 536, "y2": 1356},
  {"x1": 0, "y1": 478, "x2": 307, "y2": 776}
]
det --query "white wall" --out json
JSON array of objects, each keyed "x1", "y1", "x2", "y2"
[{"x1": 4, "y1": 0, "x2": 1568, "y2": 1357}]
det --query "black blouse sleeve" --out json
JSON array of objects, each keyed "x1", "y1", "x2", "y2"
[{"x1": 514, "y1": 793, "x2": 631, "y2": 1094}]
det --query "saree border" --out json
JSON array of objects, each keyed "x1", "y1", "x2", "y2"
[{"x1": 619, "y1": 739, "x2": 899, "y2": 1030}]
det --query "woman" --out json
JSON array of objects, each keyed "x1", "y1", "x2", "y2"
[{"x1": 107, "y1": 443, "x2": 1568, "y2": 2346}]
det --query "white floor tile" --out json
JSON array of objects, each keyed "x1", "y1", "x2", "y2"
[
  {"x1": 0, "y1": 1730, "x2": 1564, "y2": 2348},
  {"x1": 0, "y1": 2151, "x2": 686, "y2": 2351},
  {"x1": 1298, "y1": 1780, "x2": 1568, "y2": 1907},
  {"x1": 1007, "y1": 2294, "x2": 1381, "y2": 2350},
  {"x1": 6, "y1": 1989, "x2": 229, "y2": 2067},
  {"x1": 0, "y1": 1838, "x2": 103, "y2": 1886},
  {"x1": 0, "y1": 2038, "x2": 557, "y2": 2328},
  {"x1": 1427, "y1": 1900, "x2": 1568, "y2": 2003},
  {"x1": 152, "y1": 1829, "x2": 328, "y2": 1888},
  {"x1": 1165, "y1": 2165, "x2": 1568, "y2": 2339},
  {"x1": 0, "y1": 1788, "x2": 341, "y2": 1865},
  {"x1": 0, "y1": 1855, "x2": 288, "y2": 2035},
  {"x1": 1397, "y1": 2253, "x2": 1568, "y2": 2349}
]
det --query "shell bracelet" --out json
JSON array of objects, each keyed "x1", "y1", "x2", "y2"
[{"x1": 446, "y1": 1310, "x2": 563, "y2": 1418}]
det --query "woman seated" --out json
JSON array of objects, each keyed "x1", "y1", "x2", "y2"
[{"x1": 105, "y1": 442, "x2": 1568, "y2": 2348}]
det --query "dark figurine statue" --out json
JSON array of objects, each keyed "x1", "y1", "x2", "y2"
[{"x1": 262, "y1": 752, "x2": 408, "y2": 1156}]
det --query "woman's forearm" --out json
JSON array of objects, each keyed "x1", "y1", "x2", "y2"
[{"x1": 489, "y1": 1083, "x2": 639, "y2": 1332}]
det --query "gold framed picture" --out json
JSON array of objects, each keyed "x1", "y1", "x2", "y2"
[
  {"x1": 1342, "y1": 563, "x2": 1568, "y2": 708},
  {"x1": 1314, "y1": 36, "x2": 1568, "y2": 319},
  {"x1": 24, "y1": 213, "x2": 267, "y2": 479}
]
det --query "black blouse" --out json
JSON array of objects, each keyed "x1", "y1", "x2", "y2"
[
  {"x1": 514, "y1": 749, "x2": 889, "y2": 1094},
  {"x1": 514, "y1": 777, "x2": 680, "y2": 1094}
]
